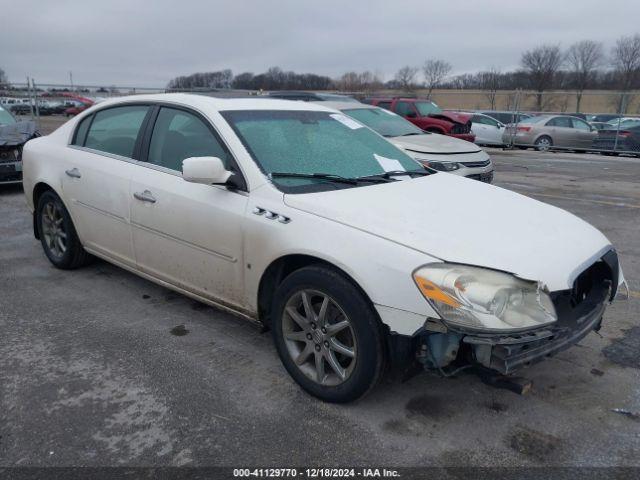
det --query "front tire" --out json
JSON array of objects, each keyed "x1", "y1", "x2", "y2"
[
  {"x1": 36, "y1": 190, "x2": 91, "y2": 269},
  {"x1": 271, "y1": 266, "x2": 385, "y2": 403}
]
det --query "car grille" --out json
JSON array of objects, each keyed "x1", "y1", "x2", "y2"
[
  {"x1": 450, "y1": 122, "x2": 472, "y2": 134},
  {"x1": 466, "y1": 171, "x2": 493, "y2": 183},
  {"x1": 460, "y1": 159, "x2": 491, "y2": 168}
]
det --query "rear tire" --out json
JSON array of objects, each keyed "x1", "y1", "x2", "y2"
[
  {"x1": 36, "y1": 190, "x2": 92, "y2": 269},
  {"x1": 535, "y1": 136, "x2": 553, "y2": 151},
  {"x1": 271, "y1": 266, "x2": 385, "y2": 403}
]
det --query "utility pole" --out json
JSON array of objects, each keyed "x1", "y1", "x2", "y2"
[{"x1": 69, "y1": 71, "x2": 74, "y2": 91}]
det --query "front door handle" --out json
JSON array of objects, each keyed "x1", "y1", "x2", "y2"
[
  {"x1": 65, "y1": 168, "x2": 81, "y2": 179},
  {"x1": 133, "y1": 190, "x2": 157, "y2": 203}
]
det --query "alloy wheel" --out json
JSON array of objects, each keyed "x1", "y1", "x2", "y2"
[
  {"x1": 41, "y1": 201, "x2": 67, "y2": 258},
  {"x1": 281, "y1": 289, "x2": 357, "y2": 386}
]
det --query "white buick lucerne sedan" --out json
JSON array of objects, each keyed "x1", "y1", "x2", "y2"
[{"x1": 23, "y1": 94, "x2": 625, "y2": 403}]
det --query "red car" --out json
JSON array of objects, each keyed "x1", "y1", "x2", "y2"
[
  {"x1": 364, "y1": 97, "x2": 475, "y2": 142},
  {"x1": 64, "y1": 104, "x2": 91, "y2": 117}
]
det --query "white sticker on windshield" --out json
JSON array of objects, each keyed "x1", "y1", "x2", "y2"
[
  {"x1": 374, "y1": 154, "x2": 405, "y2": 172},
  {"x1": 330, "y1": 113, "x2": 364, "y2": 130}
]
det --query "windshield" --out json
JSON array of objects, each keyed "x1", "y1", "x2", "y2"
[
  {"x1": 0, "y1": 106, "x2": 17, "y2": 125},
  {"x1": 222, "y1": 110, "x2": 423, "y2": 193},
  {"x1": 343, "y1": 107, "x2": 424, "y2": 137},
  {"x1": 415, "y1": 101, "x2": 442, "y2": 116}
]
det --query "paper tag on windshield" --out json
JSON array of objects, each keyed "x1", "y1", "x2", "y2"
[
  {"x1": 374, "y1": 154, "x2": 405, "y2": 172},
  {"x1": 330, "y1": 113, "x2": 363, "y2": 130}
]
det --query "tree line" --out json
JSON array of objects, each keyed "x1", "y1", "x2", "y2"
[{"x1": 165, "y1": 34, "x2": 640, "y2": 113}]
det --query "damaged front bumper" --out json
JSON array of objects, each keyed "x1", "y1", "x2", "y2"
[
  {"x1": 416, "y1": 252, "x2": 617, "y2": 376},
  {"x1": 463, "y1": 288, "x2": 606, "y2": 374}
]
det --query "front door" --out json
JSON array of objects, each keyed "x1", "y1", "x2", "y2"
[{"x1": 129, "y1": 106, "x2": 248, "y2": 307}]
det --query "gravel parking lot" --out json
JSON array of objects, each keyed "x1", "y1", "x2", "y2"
[{"x1": 1, "y1": 132, "x2": 639, "y2": 466}]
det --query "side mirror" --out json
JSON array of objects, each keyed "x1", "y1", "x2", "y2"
[{"x1": 182, "y1": 156, "x2": 232, "y2": 185}]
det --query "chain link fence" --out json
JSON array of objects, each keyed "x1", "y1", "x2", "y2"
[{"x1": 2, "y1": 83, "x2": 639, "y2": 156}]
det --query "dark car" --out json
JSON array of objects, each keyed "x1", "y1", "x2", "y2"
[
  {"x1": 268, "y1": 91, "x2": 360, "y2": 103},
  {"x1": 365, "y1": 97, "x2": 475, "y2": 142},
  {"x1": 479, "y1": 110, "x2": 533, "y2": 125},
  {"x1": 590, "y1": 114, "x2": 622, "y2": 123},
  {"x1": 592, "y1": 123, "x2": 640, "y2": 156},
  {"x1": 9, "y1": 104, "x2": 32, "y2": 115},
  {"x1": 0, "y1": 105, "x2": 39, "y2": 184}
]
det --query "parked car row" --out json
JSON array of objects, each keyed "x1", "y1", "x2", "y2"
[{"x1": 21, "y1": 93, "x2": 625, "y2": 402}]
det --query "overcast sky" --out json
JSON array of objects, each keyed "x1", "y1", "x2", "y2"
[{"x1": 2, "y1": 0, "x2": 639, "y2": 87}]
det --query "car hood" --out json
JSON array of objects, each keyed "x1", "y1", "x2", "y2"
[
  {"x1": 437, "y1": 111, "x2": 472, "y2": 124},
  {"x1": 0, "y1": 120, "x2": 38, "y2": 147},
  {"x1": 284, "y1": 173, "x2": 611, "y2": 292},
  {"x1": 389, "y1": 134, "x2": 481, "y2": 154}
]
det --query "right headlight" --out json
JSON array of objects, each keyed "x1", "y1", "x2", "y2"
[{"x1": 413, "y1": 263, "x2": 557, "y2": 331}]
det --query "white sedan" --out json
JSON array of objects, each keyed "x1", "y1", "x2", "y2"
[
  {"x1": 23, "y1": 94, "x2": 625, "y2": 402},
  {"x1": 470, "y1": 112, "x2": 506, "y2": 146},
  {"x1": 321, "y1": 102, "x2": 494, "y2": 183}
]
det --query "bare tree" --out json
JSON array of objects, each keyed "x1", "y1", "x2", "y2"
[
  {"x1": 521, "y1": 44, "x2": 563, "y2": 111},
  {"x1": 394, "y1": 66, "x2": 419, "y2": 92},
  {"x1": 478, "y1": 67, "x2": 501, "y2": 109},
  {"x1": 423, "y1": 59, "x2": 452, "y2": 98},
  {"x1": 611, "y1": 34, "x2": 640, "y2": 113},
  {"x1": 565, "y1": 40, "x2": 604, "y2": 112}
]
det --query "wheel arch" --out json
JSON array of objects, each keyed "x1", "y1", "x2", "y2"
[
  {"x1": 257, "y1": 254, "x2": 379, "y2": 330},
  {"x1": 32, "y1": 182, "x2": 59, "y2": 239}
]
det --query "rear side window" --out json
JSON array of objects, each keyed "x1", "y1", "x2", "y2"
[
  {"x1": 377, "y1": 101, "x2": 392, "y2": 110},
  {"x1": 72, "y1": 114, "x2": 92, "y2": 146},
  {"x1": 546, "y1": 117, "x2": 572, "y2": 128},
  {"x1": 147, "y1": 107, "x2": 232, "y2": 172},
  {"x1": 85, "y1": 106, "x2": 149, "y2": 158}
]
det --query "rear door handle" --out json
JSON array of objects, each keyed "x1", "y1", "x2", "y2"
[
  {"x1": 133, "y1": 190, "x2": 157, "y2": 203},
  {"x1": 65, "y1": 168, "x2": 81, "y2": 178}
]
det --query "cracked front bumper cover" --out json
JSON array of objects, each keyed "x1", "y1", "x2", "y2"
[{"x1": 464, "y1": 297, "x2": 605, "y2": 374}]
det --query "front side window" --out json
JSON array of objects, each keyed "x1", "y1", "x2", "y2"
[
  {"x1": 147, "y1": 107, "x2": 231, "y2": 172},
  {"x1": 414, "y1": 101, "x2": 442, "y2": 116},
  {"x1": 377, "y1": 101, "x2": 392, "y2": 110},
  {"x1": 84, "y1": 106, "x2": 149, "y2": 158},
  {"x1": 222, "y1": 110, "x2": 422, "y2": 193},
  {"x1": 394, "y1": 101, "x2": 416, "y2": 117},
  {"x1": 344, "y1": 108, "x2": 424, "y2": 137},
  {"x1": 572, "y1": 118, "x2": 591, "y2": 131}
]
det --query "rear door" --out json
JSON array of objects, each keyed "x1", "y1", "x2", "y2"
[
  {"x1": 129, "y1": 105, "x2": 248, "y2": 307},
  {"x1": 64, "y1": 105, "x2": 151, "y2": 267}
]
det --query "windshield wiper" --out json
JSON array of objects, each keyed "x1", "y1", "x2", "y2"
[
  {"x1": 399, "y1": 132, "x2": 423, "y2": 136},
  {"x1": 270, "y1": 172, "x2": 391, "y2": 185},
  {"x1": 361, "y1": 169, "x2": 431, "y2": 180}
]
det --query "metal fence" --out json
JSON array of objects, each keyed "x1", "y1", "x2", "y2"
[{"x1": 2, "y1": 82, "x2": 639, "y2": 156}]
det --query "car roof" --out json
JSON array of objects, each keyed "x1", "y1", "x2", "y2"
[
  {"x1": 81, "y1": 93, "x2": 335, "y2": 113},
  {"x1": 318, "y1": 101, "x2": 375, "y2": 111}
]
